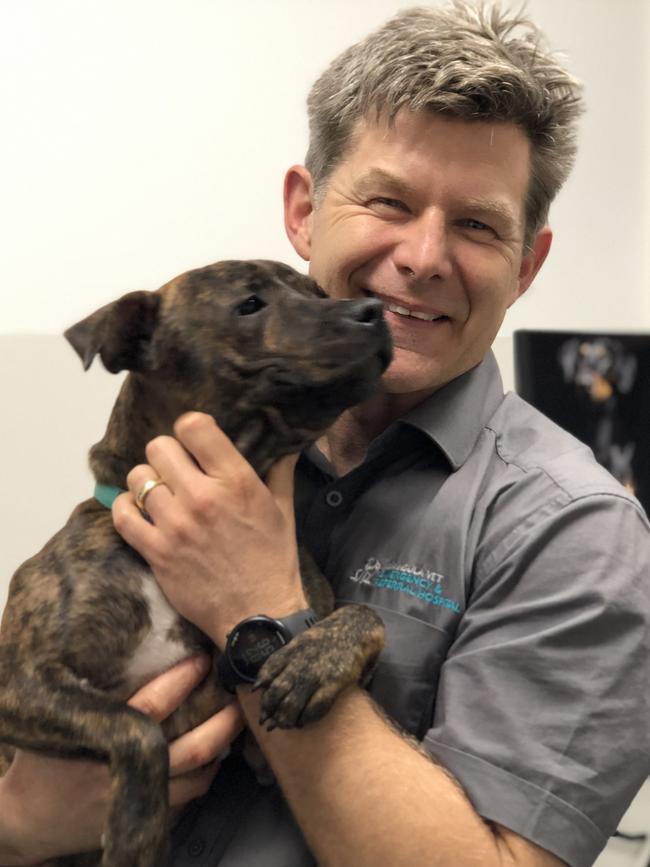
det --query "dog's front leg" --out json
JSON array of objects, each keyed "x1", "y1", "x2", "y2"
[{"x1": 253, "y1": 603, "x2": 385, "y2": 730}]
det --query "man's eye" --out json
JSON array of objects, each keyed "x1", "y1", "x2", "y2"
[
  {"x1": 459, "y1": 218, "x2": 494, "y2": 233},
  {"x1": 369, "y1": 197, "x2": 408, "y2": 211},
  {"x1": 234, "y1": 295, "x2": 266, "y2": 316}
]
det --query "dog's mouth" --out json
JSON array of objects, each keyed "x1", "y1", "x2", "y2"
[
  {"x1": 378, "y1": 343, "x2": 393, "y2": 370},
  {"x1": 265, "y1": 346, "x2": 390, "y2": 423},
  {"x1": 270, "y1": 338, "x2": 391, "y2": 390}
]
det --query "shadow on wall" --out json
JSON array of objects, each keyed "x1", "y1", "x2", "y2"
[{"x1": 0, "y1": 333, "x2": 515, "y2": 610}]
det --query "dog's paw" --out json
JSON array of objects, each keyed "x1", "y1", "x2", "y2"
[{"x1": 253, "y1": 605, "x2": 384, "y2": 730}]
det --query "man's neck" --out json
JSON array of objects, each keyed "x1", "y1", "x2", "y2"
[{"x1": 316, "y1": 387, "x2": 433, "y2": 475}]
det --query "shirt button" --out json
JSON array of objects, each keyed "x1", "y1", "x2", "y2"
[
  {"x1": 188, "y1": 838, "x2": 206, "y2": 857},
  {"x1": 325, "y1": 490, "x2": 343, "y2": 507}
]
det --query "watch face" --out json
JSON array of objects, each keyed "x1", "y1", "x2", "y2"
[{"x1": 228, "y1": 617, "x2": 290, "y2": 682}]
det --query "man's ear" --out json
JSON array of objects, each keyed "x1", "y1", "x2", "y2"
[
  {"x1": 64, "y1": 290, "x2": 161, "y2": 373},
  {"x1": 284, "y1": 165, "x2": 315, "y2": 261},
  {"x1": 512, "y1": 225, "x2": 553, "y2": 305}
]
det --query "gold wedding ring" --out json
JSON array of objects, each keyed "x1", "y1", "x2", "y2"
[{"x1": 135, "y1": 478, "x2": 167, "y2": 514}]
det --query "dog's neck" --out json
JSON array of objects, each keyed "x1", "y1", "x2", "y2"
[
  {"x1": 90, "y1": 375, "x2": 310, "y2": 489},
  {"x1": 89, "y1": 376, "x2": 173, "y2": 488}
]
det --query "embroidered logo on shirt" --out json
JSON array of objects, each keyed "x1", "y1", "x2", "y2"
[{"x1": 348, "y1": 558, "x2": 461, "y2": 613}]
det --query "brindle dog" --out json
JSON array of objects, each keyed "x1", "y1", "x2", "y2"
[{"x1": 0, "y1": 260, "x2": 390, "y2": 867}]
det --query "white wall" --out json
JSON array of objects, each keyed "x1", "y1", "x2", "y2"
[
  {"x1": 0, "y1": 0, "x2": 648, "y2": 335},
  {"x1": 506, "y1": 0, "x2": 648, "y2": 335},
  {"x1": 645, "y1": 0, "x2": 650, "y2": 323},
  {"x1": 1, "y1": 0, "x2": 648, "y2": 600}
]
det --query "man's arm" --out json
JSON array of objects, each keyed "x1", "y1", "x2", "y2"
[
  {"x1": 114, "y1": 413, "x2": 566, "y2": 867},
  {"x1": 238, "y1": 684, "x2": 565, "y2": 867}
]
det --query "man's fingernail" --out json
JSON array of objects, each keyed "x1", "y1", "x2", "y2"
[{"x1": 193, "y1": 655, "x2": 211, "y2": 675}]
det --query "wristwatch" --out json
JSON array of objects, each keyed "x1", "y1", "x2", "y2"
[{"x1": 217, "y1": 608, "x2": 318, "y2": 692}]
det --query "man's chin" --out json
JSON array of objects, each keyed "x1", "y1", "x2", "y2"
[
  {"x1": 379, "y1": 353, "x2": 446, "y2": 399},
  {"x1": 381, "y1": 342, "x2": 433, "y2": 378}
]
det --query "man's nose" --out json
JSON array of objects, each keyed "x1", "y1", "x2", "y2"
[{"x1": 393, "y1": 210, "x2": 453, "y2": 283}]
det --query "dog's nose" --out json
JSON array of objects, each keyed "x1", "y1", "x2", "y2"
[{"x1": 347, "y1": 298, "x2": 385, "y2": 325}]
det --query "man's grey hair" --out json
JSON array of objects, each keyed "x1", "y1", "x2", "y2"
[{"x1": 305, "y1": 2, "x2": 584, "y2": 246}]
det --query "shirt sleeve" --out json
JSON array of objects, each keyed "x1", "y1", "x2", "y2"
[{"x1": 423, "y1": 491, "x2": 650, "y2": 867}]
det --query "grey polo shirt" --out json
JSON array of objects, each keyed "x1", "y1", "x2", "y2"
[{"x1": 171, "y1": 351, "x2": 650, "y2": 867}]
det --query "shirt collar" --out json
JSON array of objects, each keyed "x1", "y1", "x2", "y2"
[
  {"x1": 303, "y1": 351, "x2": 505, "y2": 476},
  {"x1": 401, "y1": 351, "x2": 505, "y2": 470}
]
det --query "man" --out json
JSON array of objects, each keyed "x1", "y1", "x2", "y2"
[{"x1": 1, "y1": 3, "x2": 648, "y2": 866}]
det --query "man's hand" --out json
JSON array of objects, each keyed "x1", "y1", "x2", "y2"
[
  {"x1": 0, "y1": 655, "x2": 243, "y2": 866},
  {"x1": 130, "y1": 655, "x2": 244, "y2": 805},
  {"x1": 113, "y1": 412, "x2": 308, "y2": 647}
]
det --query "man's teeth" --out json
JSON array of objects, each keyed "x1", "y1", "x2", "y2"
[{"x1": 385, "y1": 302, "x2": 444, "y2": 322}]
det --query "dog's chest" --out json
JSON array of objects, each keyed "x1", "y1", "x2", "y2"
[{"x1": 123, "y1": 574, "x2": 194, "y2": 695}]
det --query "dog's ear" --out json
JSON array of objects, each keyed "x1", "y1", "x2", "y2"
[{"x1": 64, "y1": 290, "x2": 161, "y2": 373}]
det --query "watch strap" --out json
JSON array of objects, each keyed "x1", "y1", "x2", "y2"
[{"x1": 277, "y1": 608, "x2": 318, "y2": 634}]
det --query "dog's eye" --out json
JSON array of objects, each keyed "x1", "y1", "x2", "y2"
[{"x1": 234, "y1": 295, "x2": 266, "y2": 316}]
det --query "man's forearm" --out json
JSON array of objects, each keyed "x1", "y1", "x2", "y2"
[{"x1": 239, "y1": 686, "x2": 508, "y2": 867}]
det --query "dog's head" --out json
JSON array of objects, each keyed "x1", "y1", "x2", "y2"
[{"x1": 65, "y1": 260, "x2": 392, "y2": 467}]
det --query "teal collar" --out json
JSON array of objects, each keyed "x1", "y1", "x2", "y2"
[{"x1": 94, "y1": 483, "x2": 125, "y2": 509}]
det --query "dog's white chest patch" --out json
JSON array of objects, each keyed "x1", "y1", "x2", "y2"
[{"x1": 124, "y1": 574, "x2": 190, "y2": 694}]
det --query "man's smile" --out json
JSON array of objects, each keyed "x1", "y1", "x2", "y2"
[{"x1": 362, "y1": 289, "x2": 451, "y2": 324}]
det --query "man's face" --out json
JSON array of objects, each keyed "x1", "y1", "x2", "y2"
[{"x1": 285, "y1": 110, "x2": 550, "y2": 405}]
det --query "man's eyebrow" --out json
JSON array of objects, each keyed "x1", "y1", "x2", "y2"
[{"x1": 354, "y1": 167, "x2": 419, "y2": 200}]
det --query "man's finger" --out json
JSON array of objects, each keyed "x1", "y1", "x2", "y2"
[
  {"x1": 169, "y1": 760, "x2": 221, "y2": 808},
  {"x1": 169, "y1": 702, "x2": 245, "y2": 777},
  {"x1": 173, "y1": 412, "x2": 249, "y2": 480},
  {"x1": 125, "y1": 462, "x2": 175, "y2": 514},
  {"x1": 112, "y1": 490, "x2": 161, "y2": 552},
  {"x1": 266, "y1": 453, "x2": 299, "y2": 518},
  {"x1": 128, "y1": 655, "x2": 212, "y2": 722},
  {"x1": 144, "y1": 434, "x2": 204, "y2": 498}
]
